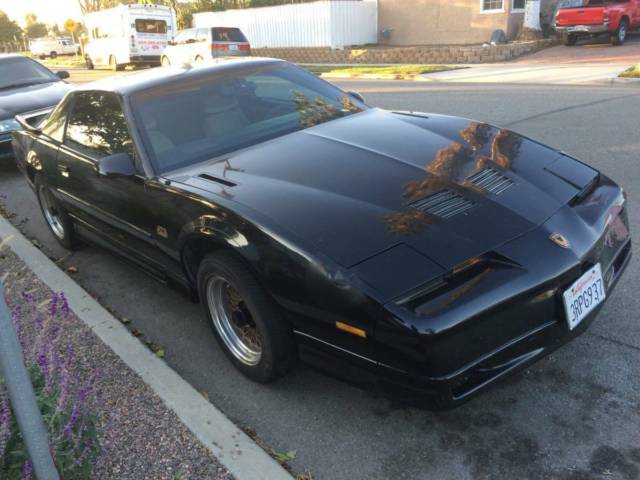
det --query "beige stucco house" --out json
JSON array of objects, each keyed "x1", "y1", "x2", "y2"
[{"x1": 378, "y1": 0, "x2": 559, "y2": 45}]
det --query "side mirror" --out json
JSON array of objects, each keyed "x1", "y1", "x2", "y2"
[
  {"x1": 348, "y1": 91, "x2": 365, "y2": 104},
  {"x1": 98, "y1": 153, "x2": 136, "y2": 177},
  {"x1": 56, "y1": 70, "x2": 70, "y2": 80}
]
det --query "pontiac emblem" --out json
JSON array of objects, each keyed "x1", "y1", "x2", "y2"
[{"x1": 550, "y1": 233, "x2": 570, "y2": 249}]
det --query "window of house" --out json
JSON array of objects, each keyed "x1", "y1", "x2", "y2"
[
  {"x1": 481, "y1": 0, "x2": 504, "y2": 12},
  {"x1": 512, "y1": 0, "x2": 526, "y2": 11}
]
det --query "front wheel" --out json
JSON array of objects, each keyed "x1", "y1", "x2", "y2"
[
  {"x1": 611, "y1": 19, "x2": 628, "y2": 46},
  {"x1": 197, "y1": 251, "x2": 296, "y2": 383},
  {"x1": 35, "y1": 175, "x2": 75, "y2": 250},
  {"x1": 563, "y1": 33, "x2": 577, "y2": 46}
]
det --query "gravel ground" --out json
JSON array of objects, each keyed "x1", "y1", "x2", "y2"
[{"x1": 0, "y1": 246, "x2": 232, "y2": 480}]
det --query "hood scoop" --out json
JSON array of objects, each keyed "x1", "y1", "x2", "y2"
[
  {"x1": 409, "y1": 190, "x2": 475, "y2": 219},
  {"x1": 466, "y1": 167, "x2": 513, "y2": 196}
]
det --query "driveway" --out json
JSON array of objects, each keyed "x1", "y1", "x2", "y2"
[
  {"x1": 422, "y1": 34, "x2": 640, "y2": 85},
  {"x1": 1, "y1": 80, "x2": 639, "y2": 480}
]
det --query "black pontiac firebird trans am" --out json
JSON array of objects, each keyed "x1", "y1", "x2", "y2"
[{"x1": 12, "y1": 58, "x2": 631, "y2": 409}]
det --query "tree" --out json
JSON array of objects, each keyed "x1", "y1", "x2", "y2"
[
  {"x1": 0, "y1": 11, "x2": 22, "y2": 43},
  {"x1": 77, "y1": 0, "x2": 120, "y2": 15},
  {"x1": 24, "y1": 12, "x2": 48, "y2": 39}
]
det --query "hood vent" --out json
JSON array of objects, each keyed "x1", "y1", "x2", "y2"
[
  {"x1": 466, "y1": 167, "x2": 513, "y2": 196},
  {"x1": 409, "y1": 190, "x2": 475, "y2": 219},
  {"x1": 198, "y1": 173, "x2": 236, "y2": 187}
]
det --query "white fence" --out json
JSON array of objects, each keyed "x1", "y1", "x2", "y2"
[{"x1": 193, "y1": 0, "x2": 378, "y2": 49}]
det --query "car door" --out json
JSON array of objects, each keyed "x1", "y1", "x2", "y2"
[{"x1": 55, "y1": 90, "x2": 171, "y2": 275}]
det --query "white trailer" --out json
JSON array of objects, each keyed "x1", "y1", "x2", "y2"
[{"x1": 84, "y1": 4, "x2": 176, "y2": 70}]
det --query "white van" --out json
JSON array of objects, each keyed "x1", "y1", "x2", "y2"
[
  {"x1": 30, "y1": 38, "x2": 78, "y2": 59},
  {"x1": 84, "y1": 4, "x2": 176, "y2": 71}
]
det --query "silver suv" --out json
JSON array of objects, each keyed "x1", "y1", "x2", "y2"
[{"x1": 161, "y1": 27, "x2": 250, "y2": 66}]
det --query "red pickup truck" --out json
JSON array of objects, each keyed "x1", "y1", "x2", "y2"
[{"x1": 555, "y1": 0, "x2": 640, "y2": 46}]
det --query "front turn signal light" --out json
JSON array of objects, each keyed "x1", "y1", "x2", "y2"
[{"x1": 335, "y1": 321, "x2": 367, "y2": 338}]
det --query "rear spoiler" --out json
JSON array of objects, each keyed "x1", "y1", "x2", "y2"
[{"x1": 14, "y1": 107, "x2": 54, "y2": 134}]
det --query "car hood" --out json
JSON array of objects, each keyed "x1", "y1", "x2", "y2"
[
  {"x1": 0, "y1": 81, "x2": 70, "y2": 120},
  {"x1": 173, "y1": 108, "x2": 595, "y2": 270}
]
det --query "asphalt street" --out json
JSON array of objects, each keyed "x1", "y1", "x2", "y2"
[{"x1": 1, "y1": 78, "x2": 639, "y2": 480}]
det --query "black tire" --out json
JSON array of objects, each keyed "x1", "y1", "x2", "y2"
[
  {"x1": 39, "y1": 54, "x2": 46, "y2": 60},
  {"x1": 197, "y1": 251, "x2": 296, "y2": 383},
  {"x1": 611, "y1": 19, "x2": 628, "y2": 46},
  {"x1": 50, "y1": 51, "x2": 57, "y2": 59},
  {"x1": 34, "y1": 174, "x2": 75, "y2": 250},
  {"x1": 563, "y1": 33, "x2": 577, "y2": 46}
]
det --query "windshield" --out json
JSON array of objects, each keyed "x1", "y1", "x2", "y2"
[
  {"x1": 211, "y1": 28, "x2": 247, "y2": 43},
  {"x1": 135, "y1": 18, "x2": 168, "y2": 34},
  {"x1": 130, "y1": 62, "x2": 366, "y2": 173},
  {"x1": 0, "y1": 57, "x2": 59, "y2": 90}
]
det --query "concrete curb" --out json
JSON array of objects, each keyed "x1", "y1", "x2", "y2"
[{"x1": 0, "y1": 216, "x2": 293, "y2": 480}]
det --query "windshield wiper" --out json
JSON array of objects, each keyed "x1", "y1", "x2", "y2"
[{"x1": 0, "y1": 80, "x2": 56, "y2": 91}]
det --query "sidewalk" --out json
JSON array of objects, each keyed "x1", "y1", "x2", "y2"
[
  {"x1": 419, "y1": 63, "x2": 632, "y2": 85},
  {"x1": 0, "y1": 216, "x2": 292, "y2": 480}
]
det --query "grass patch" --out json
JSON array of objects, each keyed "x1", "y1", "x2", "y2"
[
  {"x1": 619, "y1": 65, "x2": 640, "y2": 78},
  {"x1": 303, "y1": 64, "x2": 462, "y2": 77},
  {"x1": 35, "y1": 55, "x2": 85, "y2": 69}
]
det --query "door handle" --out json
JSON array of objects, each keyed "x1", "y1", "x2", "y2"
[{"x1": 58, "y1": 164, "x2": 70, "y2": 178}]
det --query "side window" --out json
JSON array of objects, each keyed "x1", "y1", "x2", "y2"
[
  {"x1": 64, "y1": 92, "x2": 134, "y2": 159},
  {"x1": 41, "y1": 96, "x2": 72, "y2": 143},
  {"x1": 196, "y1": 28, "x2": 209, "y2": 42}
]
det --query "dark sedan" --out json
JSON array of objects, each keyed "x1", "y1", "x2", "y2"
[
  {"x1": 12, "y1": 59, "x2": 631, "y2": 409},
  {"x1": 0, "y1": 54, "x2": 71, "y2": 161}
]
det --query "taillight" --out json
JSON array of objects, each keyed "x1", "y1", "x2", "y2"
[
  {"x1": 130, "y1": 35, "x2": 136, "y2": 48},
  {"x1": 239, "y1": 43, "x2": 250, "y2": 51},
  {"x1": 211, "y1": 43, "x2": 228, "y2": 51},
  {"x1": 604, "y1": 12, "x2": 610, "y2": 23}
]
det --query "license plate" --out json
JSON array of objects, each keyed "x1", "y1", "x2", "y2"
[
  {"x1": 569, "y1": 25, "x2": 588, "y2": 32},
  {"x1": 563, "y1": 264, "x2": 605, "y2": 330},
  {"x1": 229, "y1": 44, "x2": 239, "y2": 51}
]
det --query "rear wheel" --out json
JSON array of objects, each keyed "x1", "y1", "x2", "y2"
[
  {"x1": 161, "y1": 55, "x2": 171, "y2": 67},
  {"x1": 563, "y1": 33, "x2": 577, "y2": 46},
  {"x1": 50, "y1": 51, "x2": 57, "y2": 59},
  {"x1": 197, "y1": 251, "x2": 296, "y2": 383},
  {"x1": 611, "y1": 19, "x2": 628, "y2": 46},
  {"x1": 35, "y1": 175, "x2": 75, "y2": 250}
]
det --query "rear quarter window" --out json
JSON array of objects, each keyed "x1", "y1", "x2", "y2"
[{"x1": 211, "y1": 28, "x2": 247, "y2": 42}]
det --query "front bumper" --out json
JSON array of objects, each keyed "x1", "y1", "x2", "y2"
[
  {"x1": 377, "y1": 239, "x2": 631, "y2": 409},
  {"x1": 555, "y1": 23, "x2": 610, "y2": 35}
]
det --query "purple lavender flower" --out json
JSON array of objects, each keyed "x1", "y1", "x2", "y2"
[
  {"x1": 63, "y1": 403, "x2": 80, "y2": 438},
  {"x1": 23, "y1": 460, "x2": 32, "y2": 480},
  {"x1": 48, "y1": 291, "x2": 59, "y2": 318}
]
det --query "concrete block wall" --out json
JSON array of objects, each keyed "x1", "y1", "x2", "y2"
[{"x1": 253, "y1": 39, "x2": 556, "y2": 65}]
